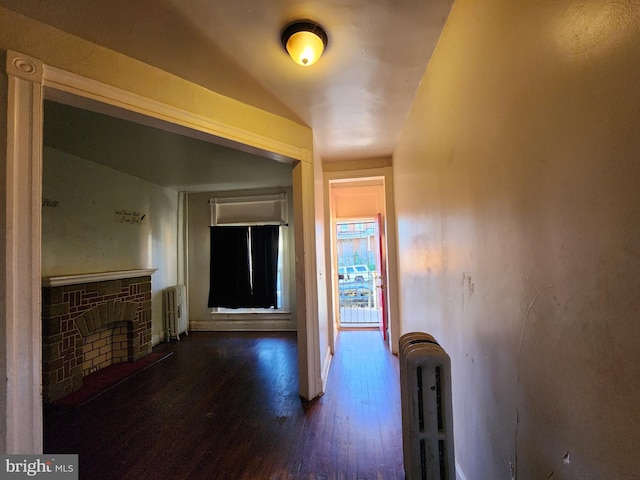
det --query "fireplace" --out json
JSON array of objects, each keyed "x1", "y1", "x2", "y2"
[{"x1": 42, "y1": 269, "x2": 156, "y2": 403}]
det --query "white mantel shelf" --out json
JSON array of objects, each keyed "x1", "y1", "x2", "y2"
[{"x1": 42, "y1": 269, "x2": 158, "y2": 287}]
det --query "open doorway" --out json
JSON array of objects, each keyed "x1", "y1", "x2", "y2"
[
  {"x1": 4, "y1": 51, "x2": 320, "y2": 452},
  {"x1": 336, "y1": 219, "x2": 380, "y2": 328},
  {"x1": 40, "y1": 99, "x2": 297, "y2": 409},
  {"x1": 326, "y1": 173, "x2": 397, "y2": 350}
]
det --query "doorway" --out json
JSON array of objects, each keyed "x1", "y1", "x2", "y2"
[
  {"x1": 4, "y1": 51, "x2": 320, "y2": 453},
  {"x1": 325, "y1": 172, "x2": 398, "y2": 350},
  {"x1": 336, "y1": 219, "x2": 381, "y2": 328}
]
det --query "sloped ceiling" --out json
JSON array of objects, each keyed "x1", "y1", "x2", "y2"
[{"x1": 1, "y1": 0, "x2": 453, "y2": 163}]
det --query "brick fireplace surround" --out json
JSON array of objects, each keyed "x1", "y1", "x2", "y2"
[{"x1": 42, "y1": 269, "x2": 156, "y2": 403}]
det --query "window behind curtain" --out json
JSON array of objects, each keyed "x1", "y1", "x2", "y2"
[
  {"x1": 207, "y1": 226, "x2": 252, "y2": 308},
  {"x1": 249, "y1": 225, "x2": 280, "y2": 308},
  {"x1": 208, "y1": 225, "x2": 280, "y2": 309}
]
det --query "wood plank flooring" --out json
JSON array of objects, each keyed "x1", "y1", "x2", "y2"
[{"x1": 44, "y1": 330, "x2": 404, "y2": 479}]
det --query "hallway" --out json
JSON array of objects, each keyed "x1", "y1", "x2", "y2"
[{"x1": 44, "y1": 330, "x2": 403, "y2": 479}]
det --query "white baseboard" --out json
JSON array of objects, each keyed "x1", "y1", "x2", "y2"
[
  {"x1": 190, "y1": 319, "x2": 296, "y2": 332},
  {"x1": 456, "y1": 462, "x2": 469, "y2": 480},
  {"x1": 151, "y1": 332, "x2": 164, "y2": 346},
  {"x1": 320, "y1": 345, "x2": 333, "y2": 392}
]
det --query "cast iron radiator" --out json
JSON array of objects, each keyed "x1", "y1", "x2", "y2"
[
  {"x1": 399, "y1": 332, "x2": 455, "y2": 479},
  {"x1": 163, "y1": 285, "x2": 188, "y2": 341}
]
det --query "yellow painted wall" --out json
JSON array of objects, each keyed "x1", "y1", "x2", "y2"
[{"x1": 393, "y1": 0, "x2": 640, "y2": 478}]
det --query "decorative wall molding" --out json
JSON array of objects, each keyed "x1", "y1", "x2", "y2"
[
  {"x1": 4, "y1": 48, "x2": 45, "y2": 453},
  {"x1": 6, "y1": 51, "x2": 43, "y2": 83}
]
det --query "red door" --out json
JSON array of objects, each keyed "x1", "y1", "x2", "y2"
[{"x1": 376, "y1": 213, "x2": 388, "y2": 341}]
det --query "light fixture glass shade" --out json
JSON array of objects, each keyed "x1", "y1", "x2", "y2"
[
  {"x1": 286, "y1": 31, "x2": 325, "y2": 66},
  {"x1": 281, "y1": 21, "x2": 328, "y2": 67}
]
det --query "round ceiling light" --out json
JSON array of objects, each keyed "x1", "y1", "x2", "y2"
[{"x1": 281, "y1": 21, "x2": 328, "y2": 67}]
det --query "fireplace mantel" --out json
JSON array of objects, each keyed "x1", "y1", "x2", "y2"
[{"x1": 42, "y1": 268, "x2": 157, "y2": 287}]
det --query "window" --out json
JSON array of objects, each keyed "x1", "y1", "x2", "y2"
[
  {"x1": 207, "y1": 194, "x2": 289, "y2": 312},
  {"x1": 208, "y1": 225, "x2": 280, "y2": 309}
]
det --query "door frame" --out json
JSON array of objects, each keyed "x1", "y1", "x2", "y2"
[
  {"x1": 3, "y1": 50, "x2": 321, "y2": 453},
  {"x1": 323, "y1": 166, "x2": 400, "y2": 354}
]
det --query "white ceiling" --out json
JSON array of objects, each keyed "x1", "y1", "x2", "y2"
[{"x1": 1, "y1": 0, "x2": 453, "y2": 163}]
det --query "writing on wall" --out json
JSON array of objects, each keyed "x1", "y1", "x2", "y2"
[{"x1": 115, "y1": 209, "x2": 146, "y2": 224}]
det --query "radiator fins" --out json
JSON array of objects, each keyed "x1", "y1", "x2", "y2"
[
  {"x1": 400, "y1": 332, "x2": 455, "y2": 480},
  {"x1": 163, "y1": 285, "x2": 188, "y2": 341}
]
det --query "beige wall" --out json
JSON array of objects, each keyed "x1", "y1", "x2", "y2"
[{"x1": 393, "y1": 0, "x2": 640, "y2": 478}]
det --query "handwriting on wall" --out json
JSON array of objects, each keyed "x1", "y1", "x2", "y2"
[
  {"x1": 42, "y1": 198, "x2": 59, "y2": 207},
  {"x1": 115, "y1": 209, "x2": 146, "y2": 224}
]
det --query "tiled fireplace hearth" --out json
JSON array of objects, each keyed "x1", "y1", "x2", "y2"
[{"x1": 42, "y1": 269, "x2": 156, "y2": 403}]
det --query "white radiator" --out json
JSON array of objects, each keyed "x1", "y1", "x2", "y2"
[
  {"x1": 163, "y1": 285, "x2": 188, "y2": 341},
  {"x1": 399, "y1": 332, "x2": 455, "y2": 480}
]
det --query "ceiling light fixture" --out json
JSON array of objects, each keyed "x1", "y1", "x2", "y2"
[{"x1": 281, "y1": 21, "x2": 328, "y2": 67}]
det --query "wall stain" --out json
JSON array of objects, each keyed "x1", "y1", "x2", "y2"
[{"x1": 461, "y1": 272, "x2": 475, "y2": 311}]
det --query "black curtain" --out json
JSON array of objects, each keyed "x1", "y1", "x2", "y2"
[
  {"x1": 250, "y1": 225, "x2": 280, "y2": 308},
  {"x1": 208, "y1": 226, "x2": 252, "y2": 308}
]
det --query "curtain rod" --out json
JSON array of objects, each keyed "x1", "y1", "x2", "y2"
[{"x1": 208, "y1": 196, "x2": 286, "y2": 206}]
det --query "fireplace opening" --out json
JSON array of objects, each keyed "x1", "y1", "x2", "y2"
[{"x1": 82, "y1": 323, "x2": 130, "y2": 376}]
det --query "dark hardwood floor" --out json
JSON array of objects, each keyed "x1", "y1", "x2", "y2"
[{"x1": 44, "y1": 329, "x2": 404, "y2": 479}]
